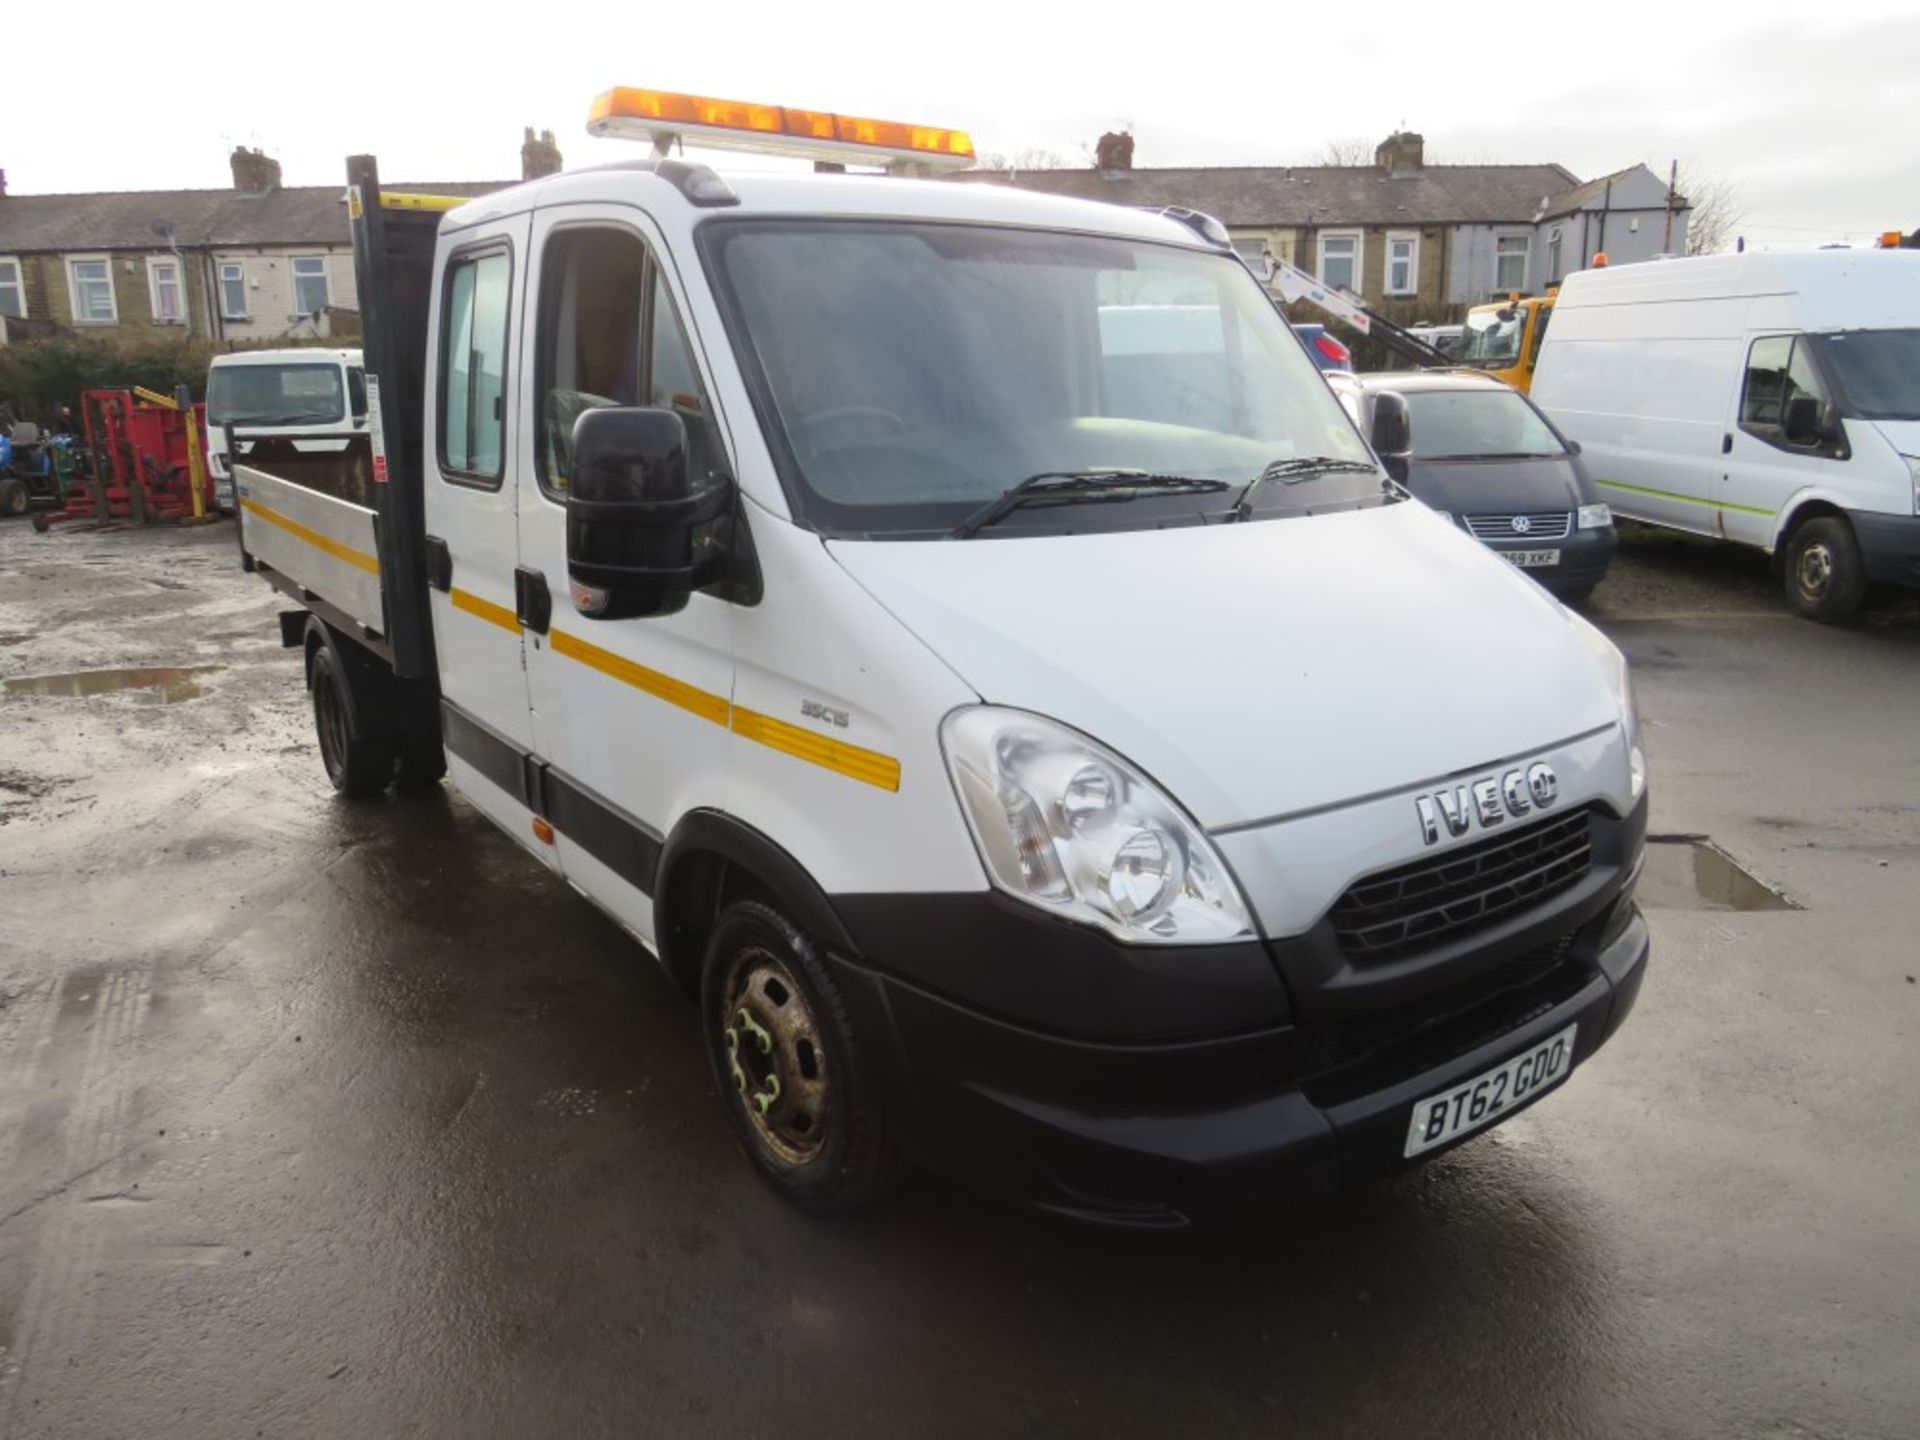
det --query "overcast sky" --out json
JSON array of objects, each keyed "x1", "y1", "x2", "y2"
[{"x1": 10, "y1": 0, "x2": 1915, "y2": 250}]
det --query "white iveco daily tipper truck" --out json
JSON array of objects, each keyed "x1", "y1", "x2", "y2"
[{"x1": 231, "y1": 89, "x2": 1649, "y2": 1224}]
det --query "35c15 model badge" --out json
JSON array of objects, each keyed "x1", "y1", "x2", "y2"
[{"x1": 1416, "y1": 761, "x2": 1558, "y2": 845}]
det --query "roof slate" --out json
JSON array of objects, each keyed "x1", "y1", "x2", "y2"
[
  {"x1": 943, "y1": 162, "x2": 1582, "y2": 228},
  {"x1": 0, "y1": 181, "x2": 507, "y2": 252}
]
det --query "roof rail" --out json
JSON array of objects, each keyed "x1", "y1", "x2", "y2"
[
  {"x1": 568, "y1": 156, "x2": 739, "y2": 208},
  {"x1": 1146, "y1": 205, "x2": 1234, "y2": 251}
]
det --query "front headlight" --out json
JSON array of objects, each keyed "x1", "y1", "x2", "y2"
[
  {"x1": 1577, "y1": 502, "x2": 1613, "y2": 530},
  {"x1": 1568, "y1": 613, "x2": 1646, "y2": 802},
  {"x1": 941, "y1": 707, "x2": 1255, "y2": 945}
]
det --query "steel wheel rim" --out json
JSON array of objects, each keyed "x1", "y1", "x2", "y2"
[
  {"x1": 721, "y1": 946, "x2": 831, "y2": 1166},
  {"x1": 315, "y1": 670, "x2": 348, "y2": 780},
  {"x1": 1797, "y1": 542, "x2": 1833, "y2": 598}
]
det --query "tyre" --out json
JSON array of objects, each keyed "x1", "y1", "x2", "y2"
[
  {"x1": 0, "y1": 479, "x2": 28, "y2": 517},
  {"x1": 1554, "y1": 584, "x2": 1596, "y2": 608},
  {"x1": 1782, "y1": 515, "x2": 1866, "y2": 622},
  {"x1": 395, "y1": 729, "x2": 448, "y2": 790},
  {"x1": 701, "y1": 899, "x2": 901, "y2": 1214},
  {"x1": 310, "y1": 643, "x2": 394, "y2": 798}
]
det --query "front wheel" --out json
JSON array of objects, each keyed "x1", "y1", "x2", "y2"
[
  {"x1": 310, "y1": 644, "x2": 394, "y2": 798},
  {"x1": 701, "y1": 899, "x2": 901, "y2": 1215},
  {"x1": 0, "y1": 479, "x2": 28, "y2": 517},
  {"x1": 1783, "y1": 515, "x2": 1866, "y2": 622}
]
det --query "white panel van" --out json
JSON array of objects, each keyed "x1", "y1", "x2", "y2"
[
  {"x1": 205, "y1": 348, "x2": 366, "y2": 512},
  {"x1": 1531, "y1": 251, "x2": 1920, "y2": 618}
]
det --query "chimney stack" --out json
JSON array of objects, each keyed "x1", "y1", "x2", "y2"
[
  {"x1": 1375, "y1": 131, "x2": 1425, "y2": 176},
  {"x1": 1094, "y1": 130, "x2": 1135, "y2": 177},
  {"x1": 229, "y1": 145, "x2": 282, "y2": 192},
  {"x1": 522, "y1": 127, "x2": 563, "y2": 181}
]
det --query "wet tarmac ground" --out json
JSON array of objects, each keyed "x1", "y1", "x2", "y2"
[{"x1": 1, "y1": 519, "x2": 1916, "y2": 1438}]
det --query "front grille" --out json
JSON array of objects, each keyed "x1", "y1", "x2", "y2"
[
  {"x1": 1331, "y1": 808, "x2": 1594, "y2": 962},
  {"x1": 1296, "y1": 934, "x2": 1590, "y2": 1104},
  {"x1": 1465, "y1": 511, "x2": 1572, "y2": 541}
]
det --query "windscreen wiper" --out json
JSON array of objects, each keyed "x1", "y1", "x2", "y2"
[
  {"x1": 950, "y1": 469, "x2": 1229, "y2": 538},
  {"x1": 1231, "y1": 456, "x2": 1383, "y2": 521}
]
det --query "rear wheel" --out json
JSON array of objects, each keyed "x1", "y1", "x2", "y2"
[
  {"x1": 310, "y1": 644, "x2": 394, "y2": 798},
  {"x1": 0, "y1": 479, "x2": 28, "y2": 517},
  {"x1": 701, "y1": 899, "x2": 900, "y2": 1214},
  {"x1": 1782, "y1": 515, "x2": 1866, "y2": 621}
]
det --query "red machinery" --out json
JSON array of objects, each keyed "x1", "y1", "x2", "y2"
[{"x1": 41, "y1": 387, "x2": 213, "y2": 527}]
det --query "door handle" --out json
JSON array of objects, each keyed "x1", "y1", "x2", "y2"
[
  {"x1": 514, "y1": 567, "x2": 552, "y2": 635},
  {"x1": 1721, "y1": 433, "x2": 1733, "y2": 455},
  {"x1": 424, "y1": 534, "x2": 452, "y2": 592}
]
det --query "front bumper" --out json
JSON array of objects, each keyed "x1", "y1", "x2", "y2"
[
  {"x1": 1478, "y1": 523, "x2": 1617, "y2": 594},
  {"x1": 1848, "y1": 509, "x2": 1920, "y2": 587},
  {"x1": 829, "y1": 872, "x2": 1647, "y2": 1227}
]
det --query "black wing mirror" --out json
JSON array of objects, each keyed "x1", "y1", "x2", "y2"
[
  {"x1": 1782, "y1": 394, "x2": 1839, "y2": 448},
  {"x1": 1370, "y1": 390, "x2": 1412, "y2": 484},
  {"x1": 566, "y1": 407, "x2": 733, "y2": 620}
]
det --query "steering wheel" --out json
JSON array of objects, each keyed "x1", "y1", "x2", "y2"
[{"x1": 792, "y1": 406, "x2": 910, "y2": 445}]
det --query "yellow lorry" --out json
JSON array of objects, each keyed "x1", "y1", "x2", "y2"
[{"x1": 1457, "y1": 292, "x2": 1555, "y2": 392}]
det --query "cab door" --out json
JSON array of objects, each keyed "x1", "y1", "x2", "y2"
[
  {"x1": 421, "y1": 217, "x2": 547, "y2": 856},
  {"x1": 1719, "y1": 333, "x2": 1850, "y2": 549},
  {"x1": 515, "y1": 206, "x2": 736, "y2": 944}
]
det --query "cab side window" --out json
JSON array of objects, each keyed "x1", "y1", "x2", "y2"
[
  {"x1": 535, "y1": 226, "x2": 719, "y2": 496},
  {"x1": 1741, "y1": 334, "x2": 1832, "y2": 444},
  {"x1": 440, "y1": 250, "x2": 512, "y2": 483}
]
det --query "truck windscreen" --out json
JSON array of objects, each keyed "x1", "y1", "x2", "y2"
[
  {"x1": 1459, "y1": 309, "x2": 1525, "y2": 365},
  {"x1": 1818, "y1": 328, "x2": 1920, "y2": 422},
  {"x1": 207, "y1": 364, "x2": 346, "y2": 428},
  {"x1": 705, "y1": 221, "x2": 1378, "y2": 538}
]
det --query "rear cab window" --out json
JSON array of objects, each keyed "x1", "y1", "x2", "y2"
[{"x1": 439, "y1": 248, "x2": 513, "y2": 485}]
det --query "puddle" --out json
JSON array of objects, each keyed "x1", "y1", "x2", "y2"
[
  {"x1": 3, "y1": 665, "x2": 223, "y2": 704},
  {"x1": 1641, "y1": 836, "x2": 1800, "y2": 912}
]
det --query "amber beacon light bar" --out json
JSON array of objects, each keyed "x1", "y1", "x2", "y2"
[{"x1": 587, "y1": 87, "x2": 976, "y2": 174}]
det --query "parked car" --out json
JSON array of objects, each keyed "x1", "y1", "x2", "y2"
[
  {"x1": 1328, "y1": 370, "x2": 1616, "y2": 602},
  {"x1": 1292, "y1": 323, "x2": 1353, "y2": 371},
  {"x1": 205, "y1": 348, "x2": 366, "y2": 513},
  {"x1": 1532, "y1": 250, "x2": 1920, "y2": 620}
]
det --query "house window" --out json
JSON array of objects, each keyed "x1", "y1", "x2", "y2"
[
  {"x1": 1385, "y1": 232, "x2": 1419, "y2": 296},
  {"x1": 1495, "y1": 234, "x2": 1529, "y2": 293},
  {"x1": 1546, "y1": 228, "x2": 1564, "y2": 283},
  {"x1": 1232, "y1": 237, "x2": 1268, "y2": 265},
  {"x1": 219, "y1": 262, "x2": 248, "y2": 319},
  {"x1": 68, "y1": 258, "x2": 117, "y2": 324},
  {"x1": 1318, "y1": 232, "x2": 1361, "y2": 291},
  {"x1": 0, "y1": 259, "x2": 23, "y2": 319},
  {"x1": 148, "y1": 258, "x2": 184, "y2": 323},
  {"x1": 292, "y1": 255, "x2": 329, "y2": 315}
]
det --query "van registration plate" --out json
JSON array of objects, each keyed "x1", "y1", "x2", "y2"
[
  {"x1": 1502, "y1": 548, "x2": 1562, "y2": 569},
  {"x1": 1404, "y1": 1024, "x2": 1577, "y2": 1158}
]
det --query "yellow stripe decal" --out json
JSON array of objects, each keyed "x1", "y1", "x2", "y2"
[
  {"x1": 241, "y1": 498, "x2": 379, "y2": 574},
  {"x1": 1594, "y1": 478, "x2": 1776, "y2": 519},
  {"x1": 379, "y1": 191, "x2": 469, "y2": 212},
  {"x1": 730, "y1": 707, "x2": 902, "y2": 792},
  {"x1": 449, "y1": 586, "x2": 522, "y2": 634},
  {"x1": 548, "y1": 628, "x2": 732, "y2": 728},
  {"x1": 547, "y1": 626, "x2": 899, "y2": 789}
]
